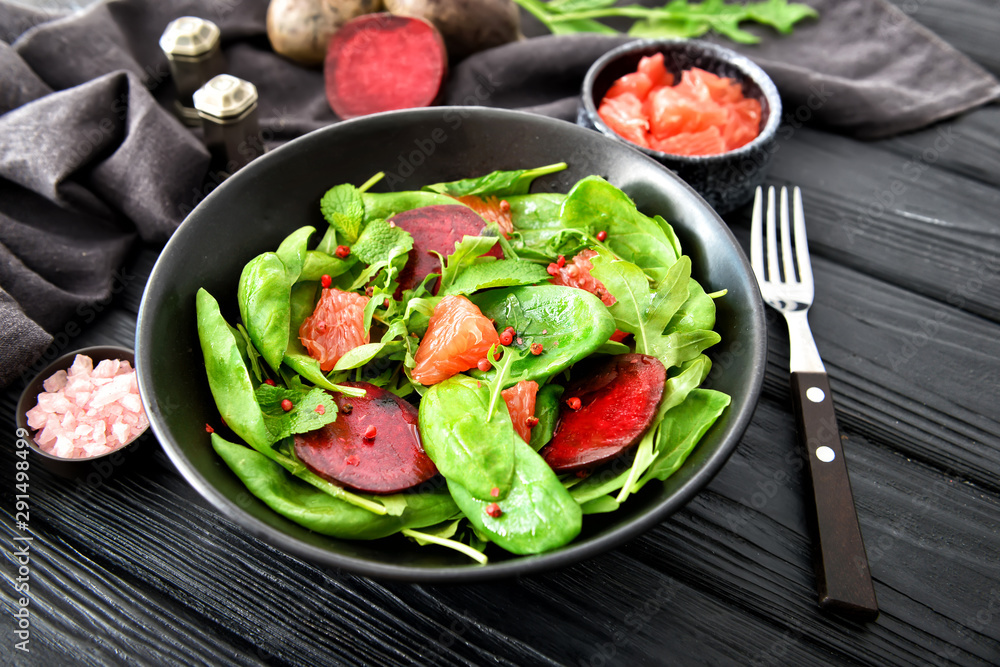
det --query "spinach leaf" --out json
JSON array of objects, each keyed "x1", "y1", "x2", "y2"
[
  {"x1": 275, "y1": 226, "x2": 314, "y2": 283},
  {"x1": 507, "y1": 193, "x2": 566, "y2": 231},
  {"x1": 529, "y1": 383, "x2": 564, "y2": 451},
  {"x1": 238, "y1": 252, "x2": 291, "y2": 372},
  {"x1": 299, "y1": 250, "x2": 356, "y2": 283},
  {"x1": 471, "y1": 284, "x2": 615, "y2": 386},
  {"x1": 213, "y1": 435, "x2": 458, "y2": 539},
  {"x1": 422, "y1": 163, "x2": 567, "y2": 197},
  {"x1": 668, "y1": 278, "x2": 717, "y2": 332},
  {"x1": 197, "y1": 288, "x2": 273, "y2": 452},
  {"x1": 559, "y1": 176, "x2": 680, "y2": 281},
  {"x1": 442, "y1": 259, "x2": 550, "y2": 296},
  {"x1": 418, "y1": 374, "x2": 517, "y2": 501},
  {"x1": 361, "y1": 191, "x2": 460, "y2": 223},
  {"x1": 449, "y1": 435, "x2": 582, "y2": 555}
]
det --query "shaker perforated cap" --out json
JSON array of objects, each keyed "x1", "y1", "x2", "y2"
[
  {"x1": 159, "y1": 16, "x2": 221, "y2": 58},
  {"x1": 193, "y1": 74, "x2": 258, "y2": 119}
]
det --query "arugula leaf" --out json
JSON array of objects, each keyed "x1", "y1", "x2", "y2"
[
  {"x1": 422, "y1": 163, "x2": 568, "y2": 198},
  {"x1": 635, "y1": 388, "x2": 732, "y2": 487},
  {"x1": 514, "y1": 0, "x2": 817, "y2": 43},
  {"x1": 436, "y1": 235, "x2": 500, "y2": 294},
  {"x1": 590, "y1": 250, "x2": 721, "y2": 371},
  {"x1": 443, "y1": 259, "x2": 551, "y2": 296},
  {"x1": 320, "y1": 184, "x2": 365, "y2": 244},
  {"x1": 254, "y1": 383, "x2": 337, "y2": 442}
]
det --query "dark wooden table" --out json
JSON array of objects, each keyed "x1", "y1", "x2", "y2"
[{"x1": 3, "y1": 1, "x2": 999, "y2": 665}]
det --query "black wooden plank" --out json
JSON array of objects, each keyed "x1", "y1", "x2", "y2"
[
  {"x1": 887, "y1": 0, "x2": 1000, "y2": 76},
  {"x1": 726, "y1": 219, "x2": 1000, "y2": 492},
  {"x1": 747, "y1": 120, "x2": 1000, "y2": 324}
]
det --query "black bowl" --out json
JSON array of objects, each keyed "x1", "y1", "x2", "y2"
[
  {"x1": 16, "y1": 345, "x2": 150, "y2": 478},
  {"x1": 578, "y1": 39, "x2": 782, "y2": 214},
  {"x1": 136, "y1": 107, "x2": 766, "y2": 581}
]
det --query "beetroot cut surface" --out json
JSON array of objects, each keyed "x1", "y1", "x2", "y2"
[
  {"x1": 293, "y1": 381, "x2": 437, "y2": 494},
  {"x1": 324, "y1": 13, "x2": 447, "y2": 120},
  {"x1": 388, "y1": 204, "x2": 490, "y2": 292},
  {"x1": 540, "y1": 353, "x2": 666, "y2": 472}
]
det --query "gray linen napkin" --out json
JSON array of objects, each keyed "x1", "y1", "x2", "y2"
[
  {"x1": 1, "y1": 0, "x2": 998, "y2": 388},
  {"x1": 452, "y1": 0, "x2": 1000, "y2": 139}
]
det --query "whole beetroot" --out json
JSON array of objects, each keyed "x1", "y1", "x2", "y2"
[
  {"x1": 384, "y1": 0, "x2": 523, "y2": 60},
  {"x1": 267, "y1": 0, "x2": 383, "y2": 65}
]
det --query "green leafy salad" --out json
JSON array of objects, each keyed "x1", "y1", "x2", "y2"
[{"x1": 196, "y1": 163, "x2": 731, "y2": 563}]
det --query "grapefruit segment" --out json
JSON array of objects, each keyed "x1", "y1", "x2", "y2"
[
  {"x1": 411, "y1": 295, "x2": 501, "y2": 385},
  {"x1": 298, "y1": 288, "x2": 370, "y2": 371},
  {"x1": 502, "y1": 380, "x2": 539, "y2": 444}
]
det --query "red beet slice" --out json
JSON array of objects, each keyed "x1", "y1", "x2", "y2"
[
  {"x1": 293, "y1": 381, "x2": 437, "y2": 494},
  {"x1": 324, "y1": 13, "x2": 448, "y2": 120},
  {"x1": 540, "y1": 353, "x2": 666, "y2": 472},
  {"x1": 389, "y1": 204, "x2": 490, "y2": 292}
]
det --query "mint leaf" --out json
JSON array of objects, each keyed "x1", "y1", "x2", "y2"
[
  {"x1": 254, "y1": 383, "x2": 337, "y2": 442},
  {"x1": 352, "y1": 217, "x2": 414, "y2": 265},
  {"x1": 443, "y1": 259, "x2": 551, "y2": 296},
  {"x1": 320, "y1": 184, "x2": 365, "y2": 243}
]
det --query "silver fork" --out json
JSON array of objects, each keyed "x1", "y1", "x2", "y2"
[{"x1": 751, "y1": 186, "x2": 879, "y2": 621}]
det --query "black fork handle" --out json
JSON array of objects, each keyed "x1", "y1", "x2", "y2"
[{"x1": 791, "y1": 371, "x2": 879, "y2": 621}]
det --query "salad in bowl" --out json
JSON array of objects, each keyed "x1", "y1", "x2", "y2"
[{"x1": 196, "y1": 162, "x2": 730, "y2": 563}]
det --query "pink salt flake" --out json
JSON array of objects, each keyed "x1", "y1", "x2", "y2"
[
  {"x1": 92, "y1": 358, "x2": 121, "y2": 379},
  {"x1": 43, "y1": 369, "x2": 68, "y2": 393},
  {"x1": 111, "y1": 422, "x2": 131, "y2": 445},
  {"x1": 26, "y1": 354, "x2": 148, "y2": 459},
  {"x1": 68, "y1": 354, "x2": 93, "y2": 376},
  {"x1": 121, "y1": 393, "x2": 142, "y2": 413}
]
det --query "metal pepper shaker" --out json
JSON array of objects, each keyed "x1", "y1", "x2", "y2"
[
  {"x1": 193, "y1": 74, "x2": 263, "y2": 175},
  {"x1": 159, "y1": 16, "x2": 226, "y2": 126}
]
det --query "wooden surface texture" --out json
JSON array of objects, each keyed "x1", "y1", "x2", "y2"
[{"x1": 2, "y1": 0, "x2": 999, "y2": 665}]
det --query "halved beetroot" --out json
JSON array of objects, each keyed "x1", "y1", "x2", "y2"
[
  {"x1": 540, "y1": 354, "x2": 666, "y2": 472},
  {"x1": 389, "y1": 204, "x2": 491, "y2": 292},
  {"x1": 293, "y1": 381, "x2": 437, "y2": 494},
  {"x1": 324, "y1": 14, "x2": 448, "y2": 120}
]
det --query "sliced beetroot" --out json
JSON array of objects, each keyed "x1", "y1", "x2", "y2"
[
  {"x1": 389, "y1": 204, "x2": 490, "y2": 292},
  {"x1": 293, "y1": 381, "x2": 437, "y2": 494},
  {"x1": 540, "y1": 353, "x2": 666, "y2": 473},
  {"x1": 324, "y1": 13, "x2": 448, "y2": 120}
]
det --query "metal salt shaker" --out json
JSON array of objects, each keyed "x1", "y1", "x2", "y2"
[
  {"x1": 193, "y1": 74, "x2": 264, "y2": 175},
  {"x1": 159, "y1": 16, "x2": 226, "y2": 126}
]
